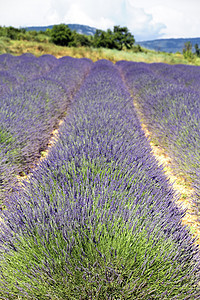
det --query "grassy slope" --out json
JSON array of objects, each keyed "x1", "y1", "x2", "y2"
[{"x1": 1, "y1": 38, "x2": 200, "y2": 65}]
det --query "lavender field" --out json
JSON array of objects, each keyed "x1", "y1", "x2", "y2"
[
  {"x1": 0, "y1": 54, "x2": 200, "y2": 299},
  {"x1": 117, "y1": 61, "x2": 200, "y2": 217}
]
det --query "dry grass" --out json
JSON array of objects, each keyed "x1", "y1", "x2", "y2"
[{"x1": 1, "y1": 39, "x2": 200, "y2": 65}]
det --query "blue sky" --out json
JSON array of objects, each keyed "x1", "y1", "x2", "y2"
[{"x1": 0, "y1": 0, "x2": 199, "y2": 41}]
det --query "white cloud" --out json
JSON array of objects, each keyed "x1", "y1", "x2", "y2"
[
  {"x1": 48, "y1": 0, "x2": 124, "y2": 29},
  {"x1": 47, "y1": 0, "x2": 166, "y2": 40},
  {"x1": 134, "y1": 0, "x2": 200, "y2": 39},
  {"x1": 0, "y1": 0, "x2": 200, "y2": 40},
  {"x1": 117, "y1": 1, "x2": 166, "y2": 41},
  {"x1": 0, "y1": 0, "x2": 51, "y2": 27},
  {"x1": 53, "y1": 2, "x2": 114, "y2": 29}
]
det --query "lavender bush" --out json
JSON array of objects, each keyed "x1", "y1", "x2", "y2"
[
  {"x1": 0, "y1": 70, "x2": 19, "y2": 96},
  {"x1": 0, "y1": 60, "x2": 199, "y2": 299},
  {"x1": 0, "y1": 54, "x2": 92, "y2": 205},
  {"x1": 117, "y1": 60, "x2": 200, "y2": 216},
  {"x1": 46, "y1": 56, "x2": 92, "y2": 95}
]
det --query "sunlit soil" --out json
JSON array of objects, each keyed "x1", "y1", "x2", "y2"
[
  {"x1": 40, "y1": 119, "x2": 64, "y2": 161},
  {"x1": 16, "y1": 119, "x2": 64, "y2": 184},
  {"x1": 134, "y1": 101, "x2": 200, "y2": 246}
]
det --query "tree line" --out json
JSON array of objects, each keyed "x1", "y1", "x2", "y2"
[
  {"x1": 0, "y1": 24, "x2": 136, "y2": 50},
  {"x1": 182, "y1": 41, "x2": 200, "y2": 59}
]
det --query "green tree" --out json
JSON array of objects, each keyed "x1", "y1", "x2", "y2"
[
  {"x1": 2, "y1": 26, "x2": 22, "y2": 40},
  {"x1": 93, "y1": 26, "x2": 135, "y2": 50},
  {"x1": 50, "y1": 24, "x2": 73, "y2": 46},
  {"x1": 70, "y1": 32, "x2": 92, "y2": 47},
  {"x1": 93, "y1": 29, "x2": 112, "y2": 48},
  {"x1": 182, "y1": 41, "x2": 194, "y2": 59},
  {"x1": 113, "y1": 26, "x2": 135, "y2": 50},
  {"x1": 195, "y1": 43, "x2": 200, "y2": 57}
]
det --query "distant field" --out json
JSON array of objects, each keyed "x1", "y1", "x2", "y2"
[{"x1": 1, "y1": 38, "x2": 200, "y2": 65}]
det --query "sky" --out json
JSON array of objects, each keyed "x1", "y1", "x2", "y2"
[{"x1": 0, "y1": 0, "x2": 200, "y2": 41}]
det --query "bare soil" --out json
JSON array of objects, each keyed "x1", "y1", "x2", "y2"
[{"x1": 134, "y1": 101, "x2": 200, "y2": 246}]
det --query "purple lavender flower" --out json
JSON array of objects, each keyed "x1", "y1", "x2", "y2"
[{"x1": 0, "y1": 59, "x2": 199, "y2": 299}]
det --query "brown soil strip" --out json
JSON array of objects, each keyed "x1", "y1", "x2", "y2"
[
  {"x1": 133, "y1": 101, "x2": 200, "y2": 246},
  {"x1": 16, "y1": 119, "x2": 64, "y2": 183},
  {"x1": 40, "y1": 120, "x2": 64, "y2": 161}
]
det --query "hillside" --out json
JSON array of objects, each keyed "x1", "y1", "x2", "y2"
[
  {"x1": 1, "y1": 39, "x2": 200, "y2": 66},
  {"x1": 2, "y1": 23, "x2": 200, "y2": 65},
  {"x1": 24, "y1": 24, "x2": 97, "y2": 36},
  {"x1": 138, "y1": 37, "x2": 200, "y2": 53},
  {"x1": 20, "y1": 24, "x2": 200, "y2": 54}
]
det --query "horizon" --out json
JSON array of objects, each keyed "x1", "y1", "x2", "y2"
[{"x1": 16, "y1": 23, "x2": 200, "y2": 43}]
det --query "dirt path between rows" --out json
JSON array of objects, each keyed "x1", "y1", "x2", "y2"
[
  {"x1": 16, "y1": 119, "x2": 64, "y2": 184},
  {"x1": 133, "y1": 101, "x2": 200, "y2": 246}
]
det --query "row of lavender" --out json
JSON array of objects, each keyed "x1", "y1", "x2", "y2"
[
  {"x1": 0, "y1": 54, "x2": 92, "y2": 204},
  {"x1": 0, "y1": 60, "x2": 199, "y2": 299},
  {"x1": 117, "y1": 61, "x2": 200, "y2": 216}
]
